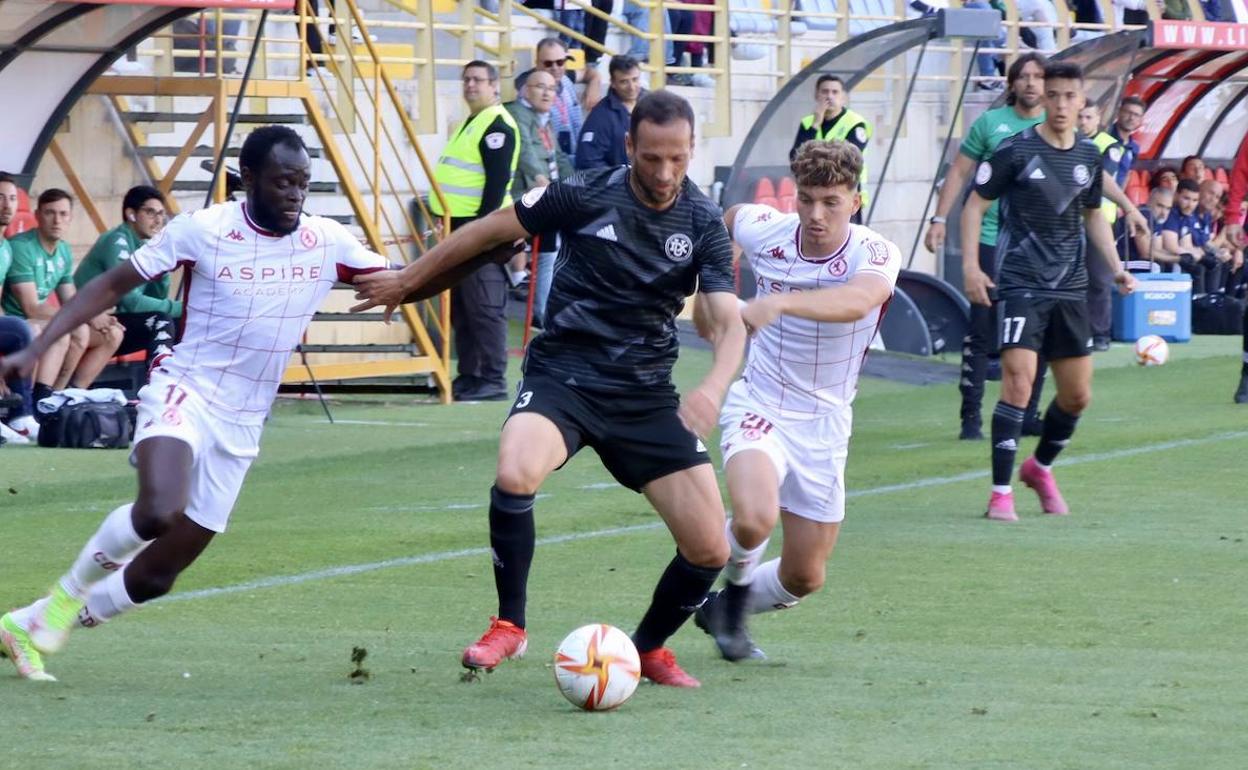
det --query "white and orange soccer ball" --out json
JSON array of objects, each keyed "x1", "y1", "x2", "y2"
[
  {"x1": 1134, "y1": 335, "x2": 1169, "y2": 366},
  {"x1": 553, "y1": 624, "x2": 641, "y2": 711}
]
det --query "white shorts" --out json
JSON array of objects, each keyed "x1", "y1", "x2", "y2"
[
  {"x1": 131, "y1": 373, "x2": 262, "y2": 533},
  {"x1": 718, "y1": 380, "x2": 851, "y2": 523}
]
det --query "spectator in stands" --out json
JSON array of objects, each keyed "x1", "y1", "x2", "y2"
[
  {"x1": 1078, "y1": 103, "x2": 1127, "y2": 351},
  {"x1": 1016, "y1": 0, "x2": 1058, "y2": 51},
  {"x1": 1197, "y1": 179, "x2": 1240, "y2": 289},
  {"x1": 1162, "y1": 0, "x2": 1192, "y2": 20},
  {"x1": 1125, "y1": 185, "x2": 1179, "y2": 272},
  {"x1": 3, "y1": 189, "x2": 124, "y2": 400},
  {"x1": 1152, "y1": 166, "x2": 1179, "y2": 191},
  {"x1": 506, "y1": 69, "x2": 572, "y2": 326},
  {"x1": 576, "y1": 55, "x2": 644, "y2": 171},
  {"x1": 622, "y1": 1, "x2": 673, "y2": 63},
  {"x1": 0, "y1": 172, "x2": 38, "y2": 444},
  {"x1": 1163, "y1": 178, "x2": 1227, "y2": 296},
  {"x1": 430, "y1": 61, "x2": 520, "y2": 402},
  {"x1": 668, "y1": 1, "x2": 715, "y2": 87},
  {"x1": 73, "y1": 186, "x2": 179, "y2": 368},
  {"x1": 1108, "y1": 96, "x2": 1144, "y2": 187},
  {"x1": 961, "y1": 2, "x2": 1007, "y2": 89},
  {"x1": 518, "y1": 38, "x2": 602, "y2": 166},
  {"x1": 1114, "y1": 0, "x2": 1151, "y2": 26},
  {"x1": 1181, "y1": 155, "x2": 1208, "y2": 184},
  {"x1": 791, "y1": 75, "x2": 872, "y2": 224}
]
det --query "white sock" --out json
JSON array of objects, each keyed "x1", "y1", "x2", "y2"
[
  {"x1": 746, "y1": 558, "x2": 800, "y2": 615},
  {"x1": 992, "y1": 484, "x2": 1012, "y2": 495},
  {"x1": 77, "y1": 567, "x2": 139, "y2": 628},
  {"x1": 722, "y1": 519, "x2": 769, "y2": 586},
  {"x1": 60, "y1": 504, "x2": 151, "y2": 599}
]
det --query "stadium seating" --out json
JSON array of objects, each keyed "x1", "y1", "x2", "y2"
[{"x1": 753, "y1": 177, "x2": 776, "y2": 202}]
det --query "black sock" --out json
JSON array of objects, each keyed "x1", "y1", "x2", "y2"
[
  {"x1": 991, "y1": 401, "x2": 1026, "y2": 487},
  {"x1": 722, "y1": 581, "x2": 750, "y2": 628},
  {"x1": 1241, "y1": 307, "x2": 1248, "y2": 376},
  {"x1": 1034, "y1": 401, "x2": 1080, "y2": 466},
  {"x1": 488, "y1": 485, "x2": 535, "y2": 628},
  {"x1": 32, "y1": 383, "x2": 53, "y2": 403},
  {"x1": 632, "y1": 551, "x2": 723, "y2": 653}
]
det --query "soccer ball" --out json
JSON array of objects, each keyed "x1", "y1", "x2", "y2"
[
  {"x1": 553, "y1": 624, "x2": 641, "y2": 711},
  {"x1": 1134, "y1": 335, "x2": 1169, "y2": 366}
]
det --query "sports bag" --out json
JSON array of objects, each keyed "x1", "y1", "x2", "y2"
[
  {"x1": 1190, "y1": 294, "x2": 1244, "y2": 335},
  {"x1": 37, "y1": 402, "x2": 132, "y2": 449}
]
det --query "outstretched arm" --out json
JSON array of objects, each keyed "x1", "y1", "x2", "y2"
[
  {"x1": 681, "y1": 291, "x2": 746, "y2": 439},
  {"x1": 741, "y1": 272, "x2": 892, "y2": 333}
]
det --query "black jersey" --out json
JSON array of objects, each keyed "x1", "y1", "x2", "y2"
[
  {"x1": 514, "y1": 166, "x2": 735, "y2": 393},
  {"x1": 974, "y1": 126, "x2": 1103, "y2": 300}
]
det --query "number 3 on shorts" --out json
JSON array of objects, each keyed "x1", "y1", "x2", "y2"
[
  {"x1": 1002, "y1": 316, "x2": 1026, "y2": 344},
  {"x1": 515, "y1": 391, "x2": 533, "y2": 409}
]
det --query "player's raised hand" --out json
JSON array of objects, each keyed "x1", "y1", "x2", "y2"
[
  {"x1": 1114, "y1": 270, "x2": 1137, "y2": 295},
  {"x1": 1124, "y1": 208, "x2": 1149, "y2": 239},
  {"x1": 678, "y1": 386, "x2": 720, "y2": 441},
  {"x1": 963, "y1": 267, "x2": 995, "y2": 307},
  {"x1": 0, "y1": 348, "x2": 38, "y2": 383},
  {"x1": 351, "y1": 269, "x2": 406, "y2": 322},
  {"x1": 740, "y1": 295, "x2": 783, "y2": 335}
]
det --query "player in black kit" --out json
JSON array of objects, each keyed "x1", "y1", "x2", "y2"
[
  {"x1": 960, "y1": 62, "x2": 1136, "y2": 522},
  {"x1": 352, "y1": 91, "x2": 746, "y2": 687}
]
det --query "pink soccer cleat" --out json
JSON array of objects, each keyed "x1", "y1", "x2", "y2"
[
  {"x1": 985, "y1": 490, "x2": 1017, "y2": 522},
  {"x1": 1019, "y1": 457, "x2": 1069, "y2": 515}
]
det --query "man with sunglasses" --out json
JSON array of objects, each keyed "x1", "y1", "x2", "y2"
[
  {"x1": 74, "y1": 186, "x2": 180, "y2": 370},
  {"x1": 521, "y1": 38, "x2": 602, "y2": 167}
]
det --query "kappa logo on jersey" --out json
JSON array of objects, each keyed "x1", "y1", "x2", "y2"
[
  {"x1": 1029, "y1": 167, "x2": 1047, "y2": 181},
  {"x1": 596, "y1": 224, "x2": 618, "y2": 242},
  {"x1": 1073, "y1": 164, "x2": 1091, "y2": 185},
  {"x1": 521, "y1": 185, "x2": 546, "y2": 208},
  {"x1": 484, "y1": 131, "x2": 506, "y2": 150},
  {"x1": 754, "y1": 211, "x2": 772, "y2": 223},
  {"x1": 298, "y1": 227, "x2": 318, "y2": 250},
  {"x1": 768, "y1": 246, "x2": 786, "y2": 260},
  {"x1": 867, "y1": 241, "x2": 891, "y2": 266},
  {"x1": 226, "y1": 229, "x2": 245, "y2": 242},
  {"x1": 828, "y1": 256, "x2": 848, "y2": 277},
  {"x1": 664, "y1": 233, "x2": 693, "y2": 261},
  {"x1": 976, "y1": 161, "x2": 992, "y2": 185}
]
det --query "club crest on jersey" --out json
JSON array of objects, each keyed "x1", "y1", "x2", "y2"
[
  {"x1": 867, "y1": 241, "x2": 891, "y2": 266},
  {"x1": 298, "y1": 227, "x2": 318, "y2": 250},
  {"x1": 1073, "y1": 164, "x2": 1091, "y2": 185},
  {"x1": 975, "y1": 161, "x2": 992, "y2": 185},
  {"x1": 521, "y1": 185, "x2": 546, "y2": 208},
  {"x1": 828, "y1": 256, "x2": 848, "y2": 277},
  {"x1": 665, "y1": 233, "x2": 693, "y2": 261},
  {"x1": 484, "y1": 131, "x2": 506, "y2": 150}
]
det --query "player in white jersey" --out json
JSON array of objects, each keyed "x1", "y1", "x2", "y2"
[
  {"x1": 694, "y1": 140, "x2": 899, "y2": 661},
  {"x1": 0, "y1": 127, "x2": 391, "y2": 681}
]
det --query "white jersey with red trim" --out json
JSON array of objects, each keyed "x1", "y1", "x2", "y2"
[
  {"x1": 128, "y1": 200, "x2": 387, "y2": 426},
  {"x1": 733, "y1": 204, "x2": 900, "y2": 418}
]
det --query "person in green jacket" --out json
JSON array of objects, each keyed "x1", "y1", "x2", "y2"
[{"x1": 74, "y1": 186, "x2": 178, "y2": 364}]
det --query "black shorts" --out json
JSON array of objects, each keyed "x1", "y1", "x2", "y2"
[
  {"x1": 996, "y1": 294, "x2": 1092, "y2": 359},
  {"x1": 507, "y1": 374, "x2": 710, "y2": 492}
]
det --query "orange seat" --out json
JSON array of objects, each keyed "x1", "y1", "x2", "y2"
[
  {"x1": 777, "y1": 176, "x2": 796, "y2": 198},
  {"x1": 4, "y1": 210, "x2": 35, "y2": 238},
  {"x1": 752, "y1": 178, "x2": 776, "y2": 203},
  {"x1": 777, "y1": 195, "x2": 796, "y2": 214},
  {"x1": 1127, "y1": 184, "x2": 1148, "y2": 207}
]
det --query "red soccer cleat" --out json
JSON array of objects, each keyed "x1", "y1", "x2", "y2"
[
  {"x1": 638, "y1": 647, "x2": 700, "y2": 688},
  {"x1": 462, "y1": 616, "x2": 528, "y2": 671},
  {"x1": 1019, "y1": 457, "x2": 1069, "y2": 515},
  {"x1": 985, "y1": 490, "x2": 1018, "y2": 522}
]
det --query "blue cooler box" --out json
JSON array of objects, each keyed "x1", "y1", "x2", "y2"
[{"x1": 1112, "y1": 273, "x2": 1191, "y2": 342}]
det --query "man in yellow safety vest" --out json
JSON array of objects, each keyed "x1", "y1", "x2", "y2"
[
  {"x1": 790, "y1": 74, "x2": 872, "y2": 223},
  {"x1": 430, "y1": 60, "x2": 520, "y2": 401}
]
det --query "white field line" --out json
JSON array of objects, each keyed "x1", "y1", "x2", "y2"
[{"x1": 163, "y1": 430, "x2": 1248, "y2": 605}]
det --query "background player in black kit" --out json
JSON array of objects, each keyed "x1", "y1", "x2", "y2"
[
  {"x1": 961, "y1": 62, "x2": 1136, "y2": 522},
  {"x1": 353, "y1": 91, "x2": 746, "y2": 688}
]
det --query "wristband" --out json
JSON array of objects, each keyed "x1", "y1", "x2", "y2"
[{"x1": 929, "y1": 215, "x2": 946, "y2": 225}]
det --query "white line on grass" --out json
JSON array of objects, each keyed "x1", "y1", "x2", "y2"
[{"x1": 161, "y1": 430, "x2": 1248, "y2": 605}]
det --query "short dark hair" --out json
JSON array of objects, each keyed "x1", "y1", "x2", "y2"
[
  {"x1": 464, "y1": 59, "x2": 498, "y2": 82},
  {"x1": 1181, "y1": 155, "x2": 1203, "y2": 171},
  {"x1": 0, "y1": 171, "x2": 17, "y2": 190},
  {"x1": 609, "y1": 54, "x2": 640, "y2": 78},
  {"x1": 1004, "y1": 52, "x2": 1046, "y2": 105},
  {"x1": 535, "y1": 37, "x2": 566, "y2": 56},
  {"x1": 629, "y1": 89, "x2": 695, "y2": 141},
  {"x1": 239, "y1": 125, "x2": 308, "y2": 175},
  {"x1": 1043, "y1": 61, "x2": 1084, "y2": 83},
  {"x1": 36, "y1": 188, "x2": 72, "y2": 209},
  {"x1": 1176, "y1": 178, "x2": 1200, "y2": 195},
  {"x1": 1120, "y1": 95, "x2": 1146, "y2": 110},
  {"x1": 122, "y1": 185, "x2": 164, "y2": 218},
  {"x1": 1150, "y1": 165, "x2": 1178, "y2": 189},
  {"x1": 815, "y1": 74, "x2": 844, "y2": 91}
]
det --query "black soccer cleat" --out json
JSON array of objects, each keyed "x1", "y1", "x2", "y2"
[
  {"x1": 1234, "y1": 376, "x2": 1248, "y2": 404},
  {"x1": 958, "y1": 417, "x2": 983, "y2": 441},
  {"x1": 693, "y1": 589, "x2": 766, "y2": 662}
]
